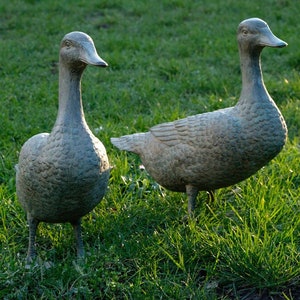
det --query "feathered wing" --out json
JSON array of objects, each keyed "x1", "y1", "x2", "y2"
[
  {"x1": 110, "y1": 118, "x2": 188, "y2": 153},
  {"x1": 16, "y1": 133, "x2": 49, "y2": 199},
  {"x1": 150, "y1": 108, "x2": 236, "y2": 148},
  {"x1": 111, "y1": 108, "x2": 237, "y2": 155},
  {"x1": 150, "y1": 112, "x2": 220, "y2": 147}
]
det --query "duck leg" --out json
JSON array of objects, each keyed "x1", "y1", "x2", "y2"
[
  {"x1": 26, "y1": 214, "x2": 39, "y2": 263},
  {"x1": 71, "y1": 219, "x2": 84, "y2": 258},
  {"x1": 186, "y1": 185, "x2": 199, "y2": 215}
]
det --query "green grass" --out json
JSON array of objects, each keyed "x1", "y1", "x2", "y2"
[{"x1": 0, "y1": 0, "x2": 299, "y2": 298}]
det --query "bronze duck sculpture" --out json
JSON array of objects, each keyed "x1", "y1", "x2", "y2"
[
  {"x1": 111, "y1": 18, "x2": 288, "y2": 215},
  {"x1": 16, "y1": 31, "x2": 110, "y2": 262}
]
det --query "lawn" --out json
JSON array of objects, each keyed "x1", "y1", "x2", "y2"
[{"x1": 0, "y1": 0, "x2": 299, "y2": 299}]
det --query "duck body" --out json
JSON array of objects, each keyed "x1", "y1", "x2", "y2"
[
  {"x1": 17, "y1": 125, "x2": 109, "y2": 224},
  {"x1": 111, "y1": 18, "x2": 287, "y2": 213},
  {"x1": 113, "y1": 102, "x2": 285, "y2": 193},
  {"x1": 16, "y1": 31, "x2": 110, "y2": 261}
]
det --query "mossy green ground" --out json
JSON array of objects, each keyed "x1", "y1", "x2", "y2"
[{"x1": 0, "y1": 0, "x2": 299, "y2": 298}]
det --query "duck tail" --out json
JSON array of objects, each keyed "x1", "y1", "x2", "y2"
[{"x1": 111, "y1": 133, "x2": 147, "y2": 154}]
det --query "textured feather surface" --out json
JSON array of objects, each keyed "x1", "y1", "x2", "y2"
[
  {"x1": 16, "y1": 125, "x2": 110, "y2": 223},
  {"x1": 16, "y1": 31, "x2": 110, "y2": 224},
  {"x1": 111, "y1": 18, "x2": 287, "y2": 194}
]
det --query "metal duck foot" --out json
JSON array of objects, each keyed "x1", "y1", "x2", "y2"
[
  {"x1": 72, "y1": 219, "x2": 85, "y2": 258},
  {"x1": 26, "y1": 215, "x2": 39, "y2": 265},
  {"x1": 186, "y1": 185, "x2": 199, "y2": 216}
]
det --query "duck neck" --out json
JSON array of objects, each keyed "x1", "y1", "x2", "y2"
[
  {"x1": 55, "y1": 61, "x2": 87, "y2": 127},
  {"x1": 238, "y1": 46, "x2": 269, "y2": 105}
]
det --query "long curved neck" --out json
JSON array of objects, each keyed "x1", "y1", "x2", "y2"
[
  {"x1": 237, "y1": 46, "x2": 270, "y2": 105},
  {"x1": 55, "y1": 61, "x2": 87, "y2": 127}
]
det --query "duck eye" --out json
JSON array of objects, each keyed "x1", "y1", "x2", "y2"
[
  {"x1": 65, "y1": 40, "x2": 72, "y2": 48},
  {"x1": 242, "y1": 29, "x2": 248, "y2": 35}
]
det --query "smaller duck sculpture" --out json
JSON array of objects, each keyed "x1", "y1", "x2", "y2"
[
  {"x1": 111, "y1": 18, "x2": 288, "y2": 215},
  {"x1": 16, "y1": 32, "x2": 110, "y2": 263}
]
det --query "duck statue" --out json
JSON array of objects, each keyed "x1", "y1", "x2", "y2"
[
  {"x1": 16, "y1": 31, "x2": 110, "y2": 262},
  {"x1": 111, "y1": 18, "x2": 288, "y2": 215}
]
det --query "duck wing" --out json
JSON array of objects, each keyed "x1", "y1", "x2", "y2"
[
  {"x1": 16, "y1": 133, "x2": 50, "y2": 192},
  {"x1": 150, "y1": 108, "x2": 236, "y2": 148},
  {"x1": 150, "y1": 115, "x2": 199, "y2": 147}
]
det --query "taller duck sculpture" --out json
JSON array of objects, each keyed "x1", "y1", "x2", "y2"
[{"x1": 111, "y1": 18, "x2": 288, "y2": 215}]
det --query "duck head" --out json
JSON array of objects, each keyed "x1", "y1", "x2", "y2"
[
  {"x1": 237, "y1": 18, "x2": 287, "y2": 52},
  {"x1": 60, "y1": 31, "x2": 108, "y2": 70}
]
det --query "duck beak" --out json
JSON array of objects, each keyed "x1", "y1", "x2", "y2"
[
  {"x1": 86, "y1": 53, "x2": 108, "y2": 67},
  {"x1": 259, "y1": 28, "x2": 287, "y2": 48},
  {"x1": 80, "y1": 42, "x2": 108, "y2": 67}
]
